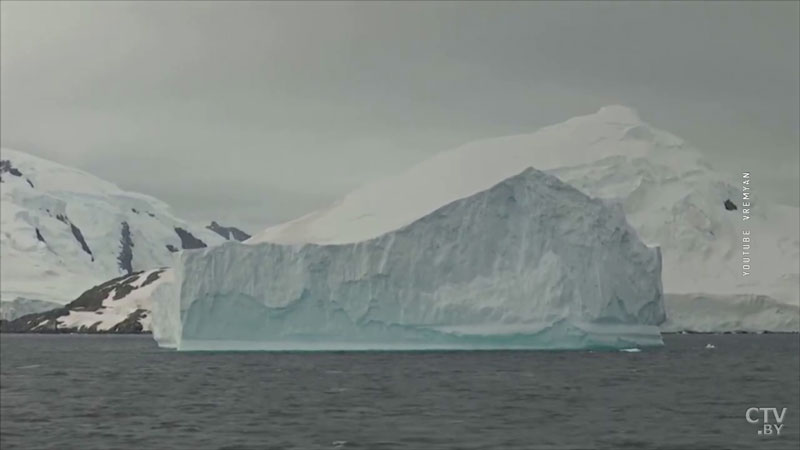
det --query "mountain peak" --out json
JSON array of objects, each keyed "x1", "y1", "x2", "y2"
[{"x1": 594, "y1": 105, "x2": 642, "y2": 124}]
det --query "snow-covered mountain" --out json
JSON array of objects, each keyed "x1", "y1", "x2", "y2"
[
  {"x1": 154, "y1": 168, "x2": 665, "y2": 350},
  {"x1": 1, "y1": 268, "x2": 171, "y2": 333},
  {"x1": 0, "y1": 148, "x2": 242, "y2": 307},
  {"x1": 250, "y1": 105, "x2": 799, "y2": 332}
]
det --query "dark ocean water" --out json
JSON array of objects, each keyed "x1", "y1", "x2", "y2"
[{"x1": 1, "y1": 334, "x2": 798, "y2": 450}]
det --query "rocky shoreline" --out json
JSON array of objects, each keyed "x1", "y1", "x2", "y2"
[
  {"x1": 0, "y1": 308, "x2": 150, "y2": 334},
  {"x1": 0, "y1": 269, "x2": 165, "y2": 335}
]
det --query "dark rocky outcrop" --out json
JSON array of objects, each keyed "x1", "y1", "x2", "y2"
[
  {"x1": 0, "y1": 159, "x2": 32, "y2": 186},
  {"x1": 108, "y1": 309, "x2": 148, "y2": 333},
  {"x1": 118, "y1": 222, "x2": 134, "y2": 275},
  {"x1": 35, "y1": 228, "x2": 46, "y2": 243},
  {"x1": 68, "y1": 272, "x2": 143, "y2": 311},
  {"x1": 70, "y1": 223, "x2": 93, "y2": 260},
  {"x1": 724, "y1": 199, "x2": 737, "y2": 211},
  {"x1": 206, "y1": 221, "x2": 251, "y2": 242},
  {"x1": 166, "y1": 244, "x2": 179, "y2": 253},
  {"x1": 0, "y1": 307, "x2": 69, "y2": 333},
  {"x1": 112, "y1": 275, "x2": 140, "y2": 300},
  {"x1": 53, "y1": 213, "x2": 95, "y2": 260},
  {"x1": 0, "y1": 159, "x2": 23, "y2": 178},
  {"x1": 141, "y1": 269, "x2": 165, "y2": 287},
  {"x1": 174, "y1": 227, "x2": 206, "y2": 249}
]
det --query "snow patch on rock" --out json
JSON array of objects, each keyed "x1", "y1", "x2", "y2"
[{"x1": 1, "y1": 268, "x2": 172, "y2": 333}]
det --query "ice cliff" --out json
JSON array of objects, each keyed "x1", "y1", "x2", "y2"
[{"x1": 153, "y1": 168, "x2": 665, "y2": 350}]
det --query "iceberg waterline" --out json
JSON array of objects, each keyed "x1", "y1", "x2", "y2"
[{"x1": 152, "y1": 168, "x2": 665, "y2": 350}]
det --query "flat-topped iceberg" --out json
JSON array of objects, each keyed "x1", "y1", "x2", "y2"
[{"x1": 152, "y1": 168, "x2": 665, "y2": 350}]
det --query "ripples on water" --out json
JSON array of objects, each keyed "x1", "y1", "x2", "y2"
[{"x1": 1, "y1": 334, "x2": 798, "y2": 450}]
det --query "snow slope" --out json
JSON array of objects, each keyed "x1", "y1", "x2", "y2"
[
  {"x1": 250, "y1": 106, "x2": 798, "y2": 331},
  {"x1": 153, "y1": 168, "x2": 665, "y2": 350},
  {"x1": 0, "y1": 148, "x2": 227, "y2": 305}
]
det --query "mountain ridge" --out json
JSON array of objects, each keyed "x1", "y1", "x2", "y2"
[{"x1": 0, "y1": 148, "x2": 247, "y2": 307}]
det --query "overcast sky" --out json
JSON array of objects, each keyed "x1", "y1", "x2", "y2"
[{"x1": 2, "y1": 1, "x2": 798, "y2": 232}]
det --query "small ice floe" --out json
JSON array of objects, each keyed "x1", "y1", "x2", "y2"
[
  {"x1": 620, "y1": 348, "x2": 641, "y2": 353},
  {"x1": 17, "y1": 364, "x2": 41, "y2": 369},
  {"x1": 332, "y1": 441, "x2": 347, "y2": 449},
  {"x1": 705, "y1": 343, "x2": 716, "y2": 349}
]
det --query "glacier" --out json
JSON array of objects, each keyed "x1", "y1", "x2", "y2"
[
  {"x1": 0, "y1": 298, "x2": 61, "y2": 322},
  {"x1": 153, "y1": 168, "x2": 665, "y2": 350}
]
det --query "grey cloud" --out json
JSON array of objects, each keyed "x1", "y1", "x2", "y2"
[{"x1": 2, "y1": 1, "x2": 798, "y2": 231}]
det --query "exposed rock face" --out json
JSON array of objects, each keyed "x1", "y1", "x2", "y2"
[
  {"x1": 207, "y1": 221, "x2": 251, "y2": 242},
  {"x1": 724, "y1": 199, "x2": 737, "y2": 211},
  {"x1": 70, "y1": 223, "x2": 93, "y2": 259},
  {"x1": 0, "y1": 307, "x2": 69, "y2": 333},
  {"x1": 51, "y1": 213, "x2": 95, "y2": 259},
  {"x1": 65, "y1": 272, "x2": 144, "y2": 311},
  {"x1": 174, "y1": 227, "x2": 207, "y2": 250},
  {"x1": 0, "y1": 159, "x2": 23, "y2": 177},
  {"x1": 108, "y1": 309, "x2": 149, "y2": 333},
  {"x1": 118, "y1": 222, "x2": 134, "y2": 275},
  {"x1": 0, "y1": 159, "x2": 34, "y2": 187},
  {"x1": 141, "y1": 270, "x2": 163, "y2": 287}
]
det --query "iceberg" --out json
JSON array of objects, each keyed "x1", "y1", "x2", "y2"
[{"x1": 152, "y1": 168, "x2": 665, "y2": 350}]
